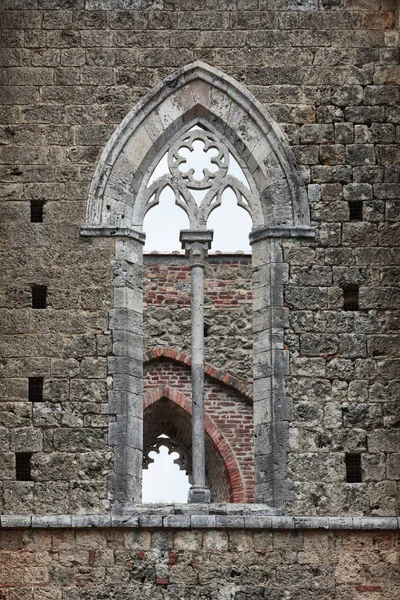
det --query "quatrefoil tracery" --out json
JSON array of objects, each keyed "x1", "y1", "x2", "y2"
[{"x1": 142, "y1": 128, "x2": 253, "y2": 230}]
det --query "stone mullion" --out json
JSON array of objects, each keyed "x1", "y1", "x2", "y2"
[
  {"x1": 190, "y1": 261, "x2": 207, "y2": 493},
  {"x1": 180, "y1": 230, "x2": 213, "y2": 504}
]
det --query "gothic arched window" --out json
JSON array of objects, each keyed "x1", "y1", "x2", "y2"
[{"x1": 81, "y1": 61, "x2": 314, "y2": 514}]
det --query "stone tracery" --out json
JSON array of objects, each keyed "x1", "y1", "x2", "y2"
[
  {"x1": 142, "y1": 128, "x2": 253, "y2": 230},
  {"x1": 143, "y1": 434, "x2": 192, "y2": 477}
]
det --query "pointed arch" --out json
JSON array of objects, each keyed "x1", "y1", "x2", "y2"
[
  {"x1": 143, "y1": 347, "x2": 253, "y2": 400},
  {"x1": 83, "y1": 63, "x2": 316, "y2": 513},
  {"x1": 82, "y1": 61, "x2": 312, "y2": 237},
  {"x1": 143, "y1": 385, "x2": 246, "y2": 503}
]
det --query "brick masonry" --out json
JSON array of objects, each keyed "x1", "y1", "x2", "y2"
[
  {"x1": 143, "y1": 358, "x2": 255, "y2": 502},
  {"x1": 144, "y1": 255, "x2": 253, "y2": 381}
]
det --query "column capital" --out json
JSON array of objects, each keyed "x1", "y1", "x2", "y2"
[{"x1": 180, "y1": 230, "x2": 214, "y2": 267}]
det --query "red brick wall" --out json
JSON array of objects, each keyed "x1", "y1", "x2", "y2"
[
  {"x1": 144, "y1": 358, "x2": 255, "y2": 502},
  {"x1": 144, "y1": 257, "x2": 252, "y2": 307}
]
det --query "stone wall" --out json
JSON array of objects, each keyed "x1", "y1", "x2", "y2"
[
  {"x1": 285, "y1": 227, "x2": 400, "y2": 515},
  {"x1": 0, "y1": 526, "x2": 398, "y2": 599},
  {"x1": 0, "y1": 0, "x2": 399, "y2": 515}
]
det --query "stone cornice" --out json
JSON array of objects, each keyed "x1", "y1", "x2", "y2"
[
  {"x1": 1, "y1": 511, "x2": 398, "y2": 531},
  {"x1": 80, "y1": 226, "x2": 146, "y2": 243}
]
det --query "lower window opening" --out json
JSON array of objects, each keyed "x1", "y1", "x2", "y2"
[
  {"x1": 142, "y1": 434, "x2": 190, "y2": 503},
  {"x1": 142, "y1": 397, "x2": 232, "y2": 503}
]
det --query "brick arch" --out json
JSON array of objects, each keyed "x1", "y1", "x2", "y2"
[
  {"x1": 143, "y1": 385, "x2": 246, "y2": 503},
  {"x1": 144, "y1": 347, "x2": 252, "y2": 400}
]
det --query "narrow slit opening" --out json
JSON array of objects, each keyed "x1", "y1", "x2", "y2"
[
  {"x1": 30, "y1": 200, "x2": 45, "y2": 223},
  {"x1": 29, "y1": 377, "x2": 44, "y2": 403},
  {"x1": 343, "y1": 285, "x2": 359, "y2": 311},
  {"x1": 16, "y1": 453, "x2": 33, "y2": 481},
  {"x1": 31, "y1": 286, "x2": 47, "y2": 309},
  {"x1": 348, "y1": 201, "x2": 363, "y2": 222},
  {"x1": 345, "y1": 453, "x2": 362, "y2": 483}
]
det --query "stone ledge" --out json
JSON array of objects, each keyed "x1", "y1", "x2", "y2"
[
  {"x1": 249, "y1": 226, "x2": 316, "y2": 243},
  {"x1": 1, "y1": 511, "x2": 398, "y2": 531},
  {"x1": 80, "y1": 226, "x2": 146, "y2": 243}
]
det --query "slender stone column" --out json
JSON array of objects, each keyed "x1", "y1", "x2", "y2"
[{"x1": 180, "y1": 230, "x2": 213, "y2": 503}]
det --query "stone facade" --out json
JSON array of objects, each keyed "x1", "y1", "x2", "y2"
[
  {"x1": 0, "y1": 0, "x2": 399, "y2": 596},
  {"x1": 0, "y1": 525, "x2": 399, "y2": 600}
]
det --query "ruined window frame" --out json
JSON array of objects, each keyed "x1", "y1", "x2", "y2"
[{"x1": 81, "y1": 61, "x2": 314, "y2": 514}]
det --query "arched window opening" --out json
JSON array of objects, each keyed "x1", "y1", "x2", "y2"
[
  {"x1": 141, "y1": 124, "x2": 253, "y2": 253},
  {"x1": 142, "y1": 434, "x2": 190, "y2": 503},
  {"x1": 143, "y1": 397, "x2": 232, "y2": 503},
  {"x1": 141, "y1": 124, "x2": 255, "y2": 503},
  {"x1": 207, "y1": 188, "x2": 252, "y2": 252},
  {"x1": 143, "y1": 185, "x2": 189, "y2": 253},
  {"x1": 82, "y1": 61, "x2": 314, "y2": 511},
  {"x1": 206, "y1": 148, "x2": 252, "y2": 251}
]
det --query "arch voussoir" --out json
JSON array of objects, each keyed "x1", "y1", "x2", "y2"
[{"x1": 144, "y1": 347, "x2": 252, "y2": 400}]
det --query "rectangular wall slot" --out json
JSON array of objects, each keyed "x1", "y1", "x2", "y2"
[
  {"x1": 348, "y1": 201, "x2": 363, "y2": 221},
  {"x1": 30, "y1": 200, "x2": 45, "y2": 223},
  {"x1": 345, "y1": 453, "x2": 362, "y2": 483},
  {"x1": 29, "y1": 377, "x2": 44, "y2": 402},
  {"x1": 16, "y1": 453, "x2": 33, "y2": 481},
  {"x1": 343, "y1": 285, "x2": 359, "y2": 311},
  {"x1": 31, "y1": 285, "x2": 47, "y2": 309}
]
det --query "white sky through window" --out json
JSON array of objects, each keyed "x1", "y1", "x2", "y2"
[
  {"x1": 142, "y1": 445, "x2": 190, "y2": 503},
  {"x1": 143, "y1": 186, "x2": 190, "y2": 251},
  {"x1": 143, "y1": 128, "x2": 252, "y2": 253}
]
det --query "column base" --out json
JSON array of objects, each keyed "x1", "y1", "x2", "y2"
[{"x1": 188, "y1": 486, "x2": 211, "y2": 503}]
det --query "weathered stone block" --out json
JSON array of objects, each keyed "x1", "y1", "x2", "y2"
[
  {"x1": 33, "y1": 481, "x2": 70, "y2": 514},
  {"x1": 3, "y1": 481, "x2": 34, "y2": 514},
  {"x1": 346, "y1": 144, "x2": 376, "y2": 166},
  {"x1": 331, "y1": 85, "x2": 363, "y2": 107},
  {"x1": 367, "y1": 481, "x2": 398, "y2": 516},
  {"x1": 0, "y1": 453, "x2": 16, "y2": 480},
  {"x1": 53, "y1": 429, "x2": 108, "y2": 452},
  {"x1": 325, "y1": 358, "x2": 354, "y2": 380},
  {"x1": 364, "y1": 85, "x2": 400, "y2": 106},
  {"x1": 342, "y1": 222, "x2": 378, "y2": 246},
  {"x1": 300, "y1": 124, "x2": 334, "y2": 144},
  {"x1": 386, "y1": 453, "x2": 400, "y2": 480},
  {"x1": 10, "y1": 428, "x2": 43, "y2": 452},
  {"x1": 368, "y1": 429, "x2": 400, "y2": 453}
]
